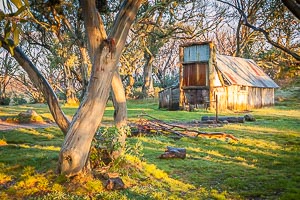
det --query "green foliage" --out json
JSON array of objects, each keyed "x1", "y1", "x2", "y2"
[
  {"x1": 90, "y1": 126, "x2": 131, "y2": 168},
  {"x1": 0, "y1": 0, "x2": 29, "y2": 54},
  {"x1": 11, "y1": 95, "x2": 27, "y2": 105},
  {"x1": 0, "y1": 97, "x2": 10, "y2": 105}
]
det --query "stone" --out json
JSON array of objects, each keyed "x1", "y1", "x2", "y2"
[
  {"x1": 244, "y1": 114, "x2": 256, "y2": 121},
  {"x1": 105, "y1": 177, "x2": 125, "y2": 190},
  {"x1": 18, "y1": 109, "x2": 43, "y2": 123}
]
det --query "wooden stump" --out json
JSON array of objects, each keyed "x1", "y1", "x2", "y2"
[{"x1": 159, "y1": 146, "x2": 186, "y2": 159}]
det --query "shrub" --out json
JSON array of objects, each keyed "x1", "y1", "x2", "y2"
[
  {"x1": 13, "y1": 96, "x2": 27, "y2": 105},
  {"x1": 0, "y1": 97, "x2": 10, "y2": 105}
]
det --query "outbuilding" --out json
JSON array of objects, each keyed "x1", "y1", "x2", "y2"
[{"x1": 159, "y1": 41, "x2": 279, "y2": 111}]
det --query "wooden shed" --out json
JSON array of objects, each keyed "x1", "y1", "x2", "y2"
[
  {"x1": 158, "y1": 86, "x2": 179, "y2": 110},
  {"x1": 159, "y1": 41, "x2": 279, "y2": 111}
]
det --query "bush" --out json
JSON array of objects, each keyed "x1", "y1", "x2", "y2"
[
  {"x1": 13, "y1": 97, "x2": 27, "y2": 105},
  {"x1": 0, "y1": 97, "x2": 10, "y2": 105}
]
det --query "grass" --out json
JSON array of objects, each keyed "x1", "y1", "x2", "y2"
[{"x1": 0, "y1": 88, "x2": 299, "y2": 199}]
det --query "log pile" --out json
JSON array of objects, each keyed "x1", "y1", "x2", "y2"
[{"x1": 133, "y1": 114, "x2": 238, "y2": 141}]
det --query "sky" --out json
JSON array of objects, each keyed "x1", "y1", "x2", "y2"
[{"x1": 0, "y1": 1, "x2": 6, "y2": 11}]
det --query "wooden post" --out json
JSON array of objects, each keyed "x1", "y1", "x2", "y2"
[
  {"x1": 179, "y1": 46, "x2": 184, "y2": 109},
  {"x1": 169, "y1": 88, "x2": 172, "y2": 110},
  {"x1": 208, "y1": 42, "x2": 216, "y2": 110},
  {"x1": 215, "y1": 94, "x2": 218, "y2": 123}
]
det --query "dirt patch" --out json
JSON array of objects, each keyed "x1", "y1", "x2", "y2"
[{"x1": 0, "y1": 120, "x2": 57, "y2": 131}]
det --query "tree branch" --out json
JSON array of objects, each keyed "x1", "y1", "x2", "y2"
[
  {"x1": 0, "y1": 36, "x2": 70, "y2": 135},
  {"x1": 217, "y1": 0, "x2": 300, "y2": 61},
  {"x1": 282, "y1": 0, "x2": 300, "y2": 20}
]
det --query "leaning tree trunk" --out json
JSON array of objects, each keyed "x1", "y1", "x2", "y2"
[
  {"x1": 111, "y1": 70, "x2": 127, "y2": 159},
  {"x1": 58, "y1": 0, "x2": 141, "y2": 176},
  {"x1": 0, "y1": 36, "x2": 70, "y2": 135}
]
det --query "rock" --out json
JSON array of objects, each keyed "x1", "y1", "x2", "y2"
[
  {"x1": 18, "y1": 109, "x2": 43, "y2": 123},
  {"x1": 244, "y1": 114, "x2": 256, "y2": 121},
  {"x1": 105, "y1": 177, "x2": 125, "y2": 190},
  {"x1": 18, "y1": 110, "x2": 38, "y2": 118},
  {"x1": 222, "y1": 120, "x2": 229, "y2": 124},
  {"x1": 206, "y1": 120, "x2": 215, "y2": 124},
  {"x1": 159, "y1": 146, "x2": 186, "y2": 159}
]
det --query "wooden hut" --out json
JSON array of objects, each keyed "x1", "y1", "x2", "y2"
[
  {"x1": 158, "y1": 86, "x2": 179, "y2": 110},
  {"x1": 159, "y1": 41, "x2": 279, "y2": 111}
]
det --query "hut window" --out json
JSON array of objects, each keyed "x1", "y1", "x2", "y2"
[{"x1": 183, "y1": 63, "x2": 208, "y2": 87}]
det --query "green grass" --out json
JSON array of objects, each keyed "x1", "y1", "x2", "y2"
[{"x1": 0, "y1": 89, "x2": 299, "y2": 199}]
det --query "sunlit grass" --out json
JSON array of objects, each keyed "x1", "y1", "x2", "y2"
[{"x1": 0, "y1": 90, "x2": 299, "y2": 199}]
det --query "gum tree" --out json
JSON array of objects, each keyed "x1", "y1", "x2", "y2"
[
  {"x1": 1, "y1": 0, "x2": 142, "y2": 176},
  {"x1": 60, "y1": 0, "x2": 142, "y2": 176}
]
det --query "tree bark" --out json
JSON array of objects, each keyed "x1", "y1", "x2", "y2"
[
  {"x1": 64, "y1": 65, "x2": 79, "y2": 105},
  {"x1": 58, "y1": 0, "x2": 141, "y2": 176},
  {"x1": 79, "y1": 46, "x2": 90, "y2": 99},
  {"x1": 125, "y1": 74, "x2": 135, "y2": 98},
  {"x1": 112, "y1": 71, "x2": 127, "y2": 128},
  {"x1": 142, "y1": 54, "x2": 154, "y2": 98},
  {"x1": 0, "y1": 36, "x2": 70, "y2": 135},
  {"x1": 111, "y1": 71, "x2": 127, "y2": 159}
]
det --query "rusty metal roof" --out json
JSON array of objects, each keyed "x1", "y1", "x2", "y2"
[{"x1": 216, "y1": 55, "x2": 279, "y2": 88}]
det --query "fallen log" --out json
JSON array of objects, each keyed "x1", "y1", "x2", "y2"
[
  {"x1": 135, "y1": 114, "x2": 238, "y2": 141},
  {"x1": 159, "y1": 146, "x2": 186, "y2": 159},
  {"x1": 202, "y1": 116, "x2": 245, "y2": 123}
]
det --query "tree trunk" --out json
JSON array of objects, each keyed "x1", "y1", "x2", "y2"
[
  {"x1": 58, "y1": 0, "x2": 141, "y2": 176},
  {"x1": 142, "y1": 55, "x2": 154, "y2": 98},
  {"x1": 125, "y1": 74, "x2": 134, "y2": 98},
  {"x1": 58, "y1": 46, "x2": 116, "y2": 176},
  {"x1": 0, "y1": 36, "x2": 70, "y2": 135},
  {"x1": 79, "y1": 46, "x2": 90, "y2": 100},
  {"x1": 63, "y1": 65, "x2": 79, "y2": 105},
  {"x1": 111, "y1": 71, "x2": 127, "y2": 159}
]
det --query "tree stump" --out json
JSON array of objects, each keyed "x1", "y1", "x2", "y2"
[{"x1": 159, "y1": 146, "x2": 186, "y2": 159}]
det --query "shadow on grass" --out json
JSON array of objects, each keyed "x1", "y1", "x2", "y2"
[
  {"x1": 135, "y1": 133, "x2": 300, "y2": 199},
  {"x1": 0, "y1": 145, "x2": 59, "y2": 171},
  {"x1": 0, "y1": 127, "x2": 63, "y2": 146}
]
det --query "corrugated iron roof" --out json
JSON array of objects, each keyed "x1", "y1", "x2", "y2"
[{"x1": 216, "y1": 55, "x2": 279, "y2": 88}]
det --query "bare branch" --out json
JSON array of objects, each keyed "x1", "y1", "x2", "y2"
[
  {"x1": 217, "y1": 0, "x2": 300, "y2": 61},
  {"x1": 282, "y1": 0, "x2": 300, "y2": 20},
  {"x1": 0, "y1": 36, "x2": 70, "y2": 134}
]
